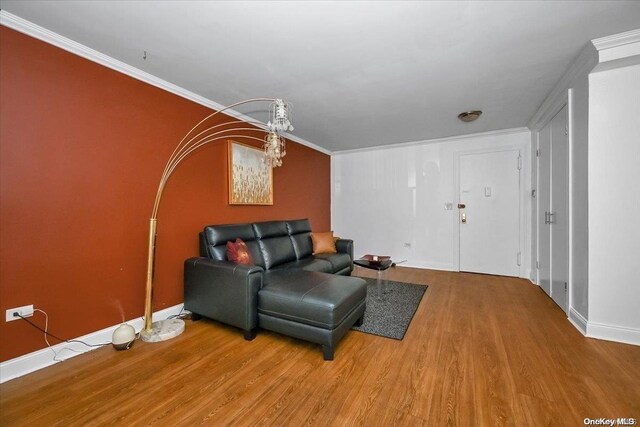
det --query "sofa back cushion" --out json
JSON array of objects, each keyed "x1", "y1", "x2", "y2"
[
  {"x1": 252, "y1": 221, "x2": 296, "y2": 269},
  {"x1": 201, "y1": 224, "x2": 265, "y2": 268},
  {"x1": 286, "y1": 219, "x2": 313, "y2": 259}
]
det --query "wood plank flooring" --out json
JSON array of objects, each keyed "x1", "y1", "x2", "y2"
[{"x1": 1, "y1": 267, "x2": 639, "y2": 426}]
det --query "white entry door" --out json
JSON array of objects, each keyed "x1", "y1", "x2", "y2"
[{"x1": 459, "y1": 149, "x2": 521, "y2": 277}]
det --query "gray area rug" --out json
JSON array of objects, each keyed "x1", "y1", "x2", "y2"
[{"x1": 351, "y1": 277, "x2": 428, "y2": 340}]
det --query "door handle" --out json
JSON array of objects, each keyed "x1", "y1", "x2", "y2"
[
  {"x1": 461, "y1": 212, "x2": 467, "y2": 223},
  {"x1": 544, "y1": 211, "x2": 555, "y2": 225}
]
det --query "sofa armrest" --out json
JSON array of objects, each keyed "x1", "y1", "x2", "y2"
[
  {"x1": 184, "y1": 257, "x2": 264, "y2": 332},
  {"x1": 335, "y1": 238, "x2": 354, "y2": 261}
]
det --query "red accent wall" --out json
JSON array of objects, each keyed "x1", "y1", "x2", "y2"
[{"x1": 0, "y1": 27, "x2": 330, "y2": 362}]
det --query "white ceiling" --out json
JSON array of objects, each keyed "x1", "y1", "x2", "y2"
[{"x1": 2, "y1": 1, "x2": 640, "y2": 152}]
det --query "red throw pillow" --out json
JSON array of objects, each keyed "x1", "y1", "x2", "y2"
[{"x1": 226, "y1": 238, "x2": 254, "y2": 265}]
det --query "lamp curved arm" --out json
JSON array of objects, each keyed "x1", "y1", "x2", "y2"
[
  {"x1": 153, "y1": 121, "x2": 266, "y2": 218},
  {"x1": 156, "y1": 98, "x2": 275, "y2": 200},
  {"x1": 142, "y1": 98, "x2": 285, "y2": 336}
]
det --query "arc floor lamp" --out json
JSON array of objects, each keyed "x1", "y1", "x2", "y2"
[{"x1": 140, "y1": 98, "x2": 293, "y2": 342}]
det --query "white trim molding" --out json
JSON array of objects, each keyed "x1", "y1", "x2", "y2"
[
  {"x1": 528, "y1": 28, "x2": 640, "y2": 131},
  {"x1": 592, "y1": 28, "x2": 640, "y2": 64},
  {"x1": 332, "y1": 127, "x2": 530, "y2": 156},
  {"x1": 528, "y1": 43, "x2": 597, "y2": 130},
  {"x1": 569, "y1": 307, "x2": 588, "y2": 335},
  {"x1": 0, "y1": 10, "x2": 330, "y2": 156},
  {"x1": 400, "y1": 260, "x2": 457, "y2": 272},
  {"x1": 0, "y1": 304, "x2": 185, "y2": 384},
  {"x1": 586, "y1": 322, "x2": 640, "y2": 346}
]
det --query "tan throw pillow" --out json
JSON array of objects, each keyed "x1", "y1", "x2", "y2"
[{"x1": 311, "y1": 231, "x2": 337, "y2": 254}]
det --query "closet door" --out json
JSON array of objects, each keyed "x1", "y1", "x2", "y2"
[
  {"x1": 537, "y1": 104, "x2": 569, "y2": 313},
  {"x1": 550, "y1": 106, "x2": 569, "y2": 312},
  {"x1": 537, "y1": 123, "x2": 552, "y2": 297}
]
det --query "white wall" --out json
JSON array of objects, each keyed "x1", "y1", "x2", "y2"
[
  {"x1": 332, "y1": 129, "x2": 531, "y2": 277},
  {"x1": 587, "y1": 62, "x2": 640, "y2": 342}
]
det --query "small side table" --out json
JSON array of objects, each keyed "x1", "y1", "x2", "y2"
[{"x1": 353, "y1": 256, "x2": 393, "y2": 300}]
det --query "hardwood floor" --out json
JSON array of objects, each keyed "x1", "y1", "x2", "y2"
[{"x1": 1, "y1": 267, "x2": 639, "y2": 426}]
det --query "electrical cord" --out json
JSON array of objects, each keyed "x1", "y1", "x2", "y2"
[
  {"x1": 166, "y1": 305, "x2": 188, "y2": 320},
  {"x1": 16, "y1": 309, "x2": 111, "y2": 361}
]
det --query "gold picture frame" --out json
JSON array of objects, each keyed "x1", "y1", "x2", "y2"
[{"x1": 228, "y1": 141, "x2": 273, "y2": 205}]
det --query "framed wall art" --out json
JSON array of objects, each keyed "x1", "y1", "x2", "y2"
[{"x1": 228, "y1": 141, "x2": 273, "y2": 205}]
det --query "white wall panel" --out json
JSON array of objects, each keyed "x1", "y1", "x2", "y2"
[
  {"x1": 588, "y1": 63, "x2": 640, "y2": 339},
  {"x1": 332, "y1": 129, "x2": 531, "y2": 276}
]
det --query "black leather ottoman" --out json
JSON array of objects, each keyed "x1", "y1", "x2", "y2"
[{"x1": 258, "y1": 270, "x2": 367, "y2": 360}]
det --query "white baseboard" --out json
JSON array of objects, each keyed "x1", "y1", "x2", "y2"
[
  {"x1": 586, "y1": 321, "x2": 640, "y2": 346},
  {"x1": 396, "y1": 260, "x2": 457, "y2": 272},
  {"x1": 568, "y1": 307, "x2": 639, "y2": 346},
  {"x1": 568, "y1": 307, "x2": 588, "y2": 335},
  {"x1": 0, "y1": 304, "x2": 185, "y2": 384},
  {"x1": 394, "y1": 262, "x2": 533, "y2": 281}
]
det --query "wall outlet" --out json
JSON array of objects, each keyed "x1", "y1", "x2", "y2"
[{"x1": 6, "y1": 305, "x2": 34, "y2": 322}]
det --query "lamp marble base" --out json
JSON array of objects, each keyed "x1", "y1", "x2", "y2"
[{"x1": 140, "y1": 318, "x2": 185, "y2": 342}]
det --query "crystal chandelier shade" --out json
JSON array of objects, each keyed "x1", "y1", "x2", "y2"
[
  {"x1": 263, "y1": 99, "x2": 292, "y2": 167},
  {"x1": 263, "y1": 132, "x2": 286, "y2": 168}
]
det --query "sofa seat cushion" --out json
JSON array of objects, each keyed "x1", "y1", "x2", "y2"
[
  {"x1": 313, "y1": 252, "x2": 352, "y2": 273},
  {"x1": 259, "y1": 270, "x2": 367, "y2": 329},
  {"x1": 271, "y1": 258, "x2": 333, "y2": 273}
]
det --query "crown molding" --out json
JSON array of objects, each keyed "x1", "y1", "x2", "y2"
[
  {"x1": 527, "y1": 42, "x2": 598, "y2": 130},
  {"x1": 592, "y1": 28, "x2": 640, "y2": 52},
  {"x1": 0, "y1": 11, "x2": 331, "y2": 156},
  {"x1": 332, "y1": 127, "x2": 530, "y2": 155},
  {"x1": 592, "y1": 28, "x2": 640, "y2": 67},
  {"x1": 528, "y1": 28, "x2": 640, "y2": 130}
]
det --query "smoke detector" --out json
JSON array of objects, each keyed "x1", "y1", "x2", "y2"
[{"x1": 458, "y1": 110, "x2": 482, "y2": 122}]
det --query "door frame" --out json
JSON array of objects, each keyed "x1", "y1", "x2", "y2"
[
  {"x1": 453, "y1": 141, "x2": 529, "y2": 277},
  {"x1": 534, "y1": 91, "x2": 573, "y2": 314}
]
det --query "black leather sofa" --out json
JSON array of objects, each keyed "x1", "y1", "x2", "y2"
[{"x1": 184, "y1": 219, "x2": 367, "y2": 360}]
